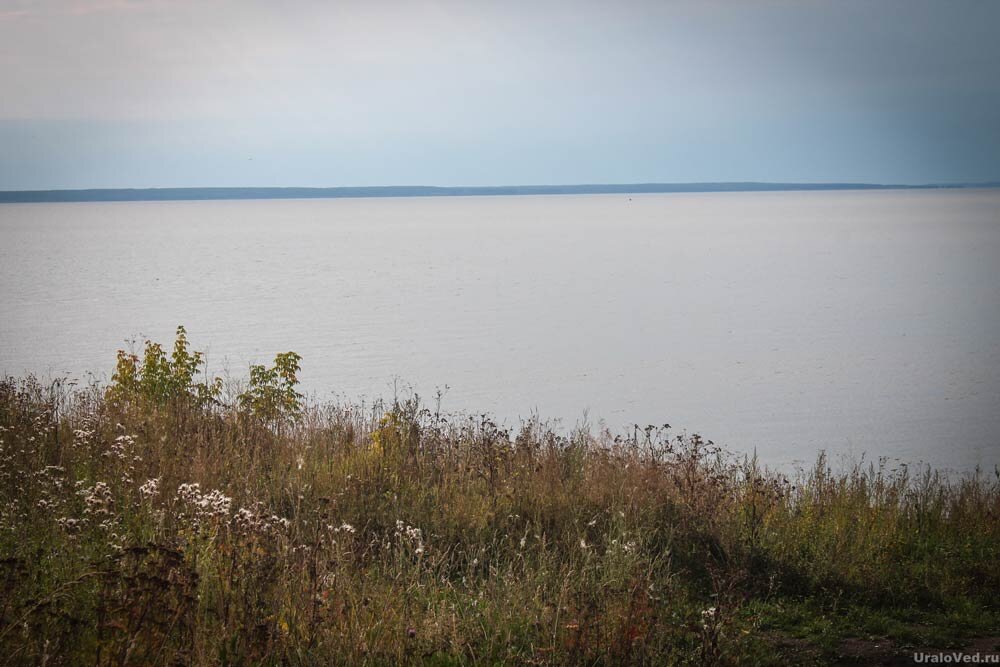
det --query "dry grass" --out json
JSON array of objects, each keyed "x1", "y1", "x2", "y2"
[{"x1": 1, "y1": 371, "x2": 998, "y2": 665}]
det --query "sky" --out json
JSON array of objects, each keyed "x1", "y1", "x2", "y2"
[{"x1": 1, "y1": 0, "x2": 999, "y2": 190}]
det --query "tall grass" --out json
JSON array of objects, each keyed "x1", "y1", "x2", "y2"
[{"x1": 1, "y1": 369, "x2": 998, "y2": 664}]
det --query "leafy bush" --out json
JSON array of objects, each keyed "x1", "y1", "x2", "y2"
[
  {"x1": 237, "y1": 351, "x2": 303, "y2": 422},
  {"x1": 107, "y1": 326, "x2": 221, "y2": 409},
  {"x1": 107, "y1": 326, "x2": 304, "y2": 423}
]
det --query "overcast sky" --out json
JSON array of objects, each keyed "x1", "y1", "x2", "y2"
[{"x1": 2, "y1": 0, "x2": 999, "y2": 189}]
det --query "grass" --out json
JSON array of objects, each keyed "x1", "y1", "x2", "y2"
[{"x1": 1, "y1": 338, "x2": 998, "y2": 664}]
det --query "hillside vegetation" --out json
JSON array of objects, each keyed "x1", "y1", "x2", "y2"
[{"x1": 1, "y1": 328, "x2": 998, "y2": 665}]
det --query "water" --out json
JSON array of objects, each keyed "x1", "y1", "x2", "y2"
[{"x1": 2, "y1": 190, "x2": 998, "y2": 470}]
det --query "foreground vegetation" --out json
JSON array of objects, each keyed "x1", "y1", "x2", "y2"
[{"x1": 1, "y1": 329, "x2": 998, "y2": 665}]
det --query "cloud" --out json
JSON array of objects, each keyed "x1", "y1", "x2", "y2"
[
  {"x1": 0, "y1": 0, "x2": 174, "y2": 20},
  {"x1": 66, "y1": 0, "x2": 160, "y2": 15},
  {"x1": 1, "y1": 0, "x2": 998, "y2": 187}
]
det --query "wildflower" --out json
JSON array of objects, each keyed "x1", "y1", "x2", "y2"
[
  {"x1": 234, "y1": 507, "x2": 257, "y2": 530},
  {"x1": 55, "y1": 517, "x2": 81, "y2": 534},
  {"x1": 78, "y1": 482, "x2": 113, "y2": 517},
  {"x1": 104, "y1": 434, "x2": 135, "y2": 461},
  {"x1": 177, "y1": 483, "x2": 233, "y2": 528},
  {"x1": 233, "y1": 505, "x2": 291, "y2": 534},
  {"x1": 395, "y1": 520, "x2": 426, "y2": 554},
  {"x1": 139, "y1": 478, "x2": 160, "y2": 499},
  {"x1": 177, "y1": 482, "x2": 201, "y2": 500}
]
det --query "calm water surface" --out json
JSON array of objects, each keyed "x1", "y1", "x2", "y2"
[{"x1": 2, "y1": 190, "x2": 998, "y2": 470}]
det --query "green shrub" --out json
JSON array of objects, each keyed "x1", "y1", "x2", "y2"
[
  {"x1": 107, "y1": 325, "x2": 221, "y2": 409},
  {"x1": 237, "y1": 351, "x2": 303, "y2": 422}
]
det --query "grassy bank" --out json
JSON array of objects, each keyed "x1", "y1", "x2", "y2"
[{"x1": 1, "y1": 331, "x2": 998, "y2": 664}]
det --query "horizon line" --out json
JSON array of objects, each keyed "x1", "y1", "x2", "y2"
[{"x1": 2, "y1": 180, "x2": 999, "y2": 204}]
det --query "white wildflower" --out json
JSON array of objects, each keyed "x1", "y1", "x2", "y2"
[
  {"x1": 78, "y1": 481, "x2": 113, "y2": 517},
  {"x1": 233, "y1": 504, "x2": 290, "y2": 534},
  {"x1": 104, "y1": 434, "x2": 135, "y2": 461},
  {"x1": 395, "y1": 520, "x2": 426, "y2": 555},
  {"x1": 176, "y1": 483, "x2": 233, "y2": 528},
  {"x1": 138, "y1": 478, "x2": 160, "y2": 499}
]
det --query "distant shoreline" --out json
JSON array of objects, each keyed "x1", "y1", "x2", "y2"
[{"x1": 2, "y1": 181, "x2": 999, "y2": 204}]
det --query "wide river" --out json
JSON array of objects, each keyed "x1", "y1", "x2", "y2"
[{"x1": 1, "y1": 190, "x2": 998, "y2": 470}]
